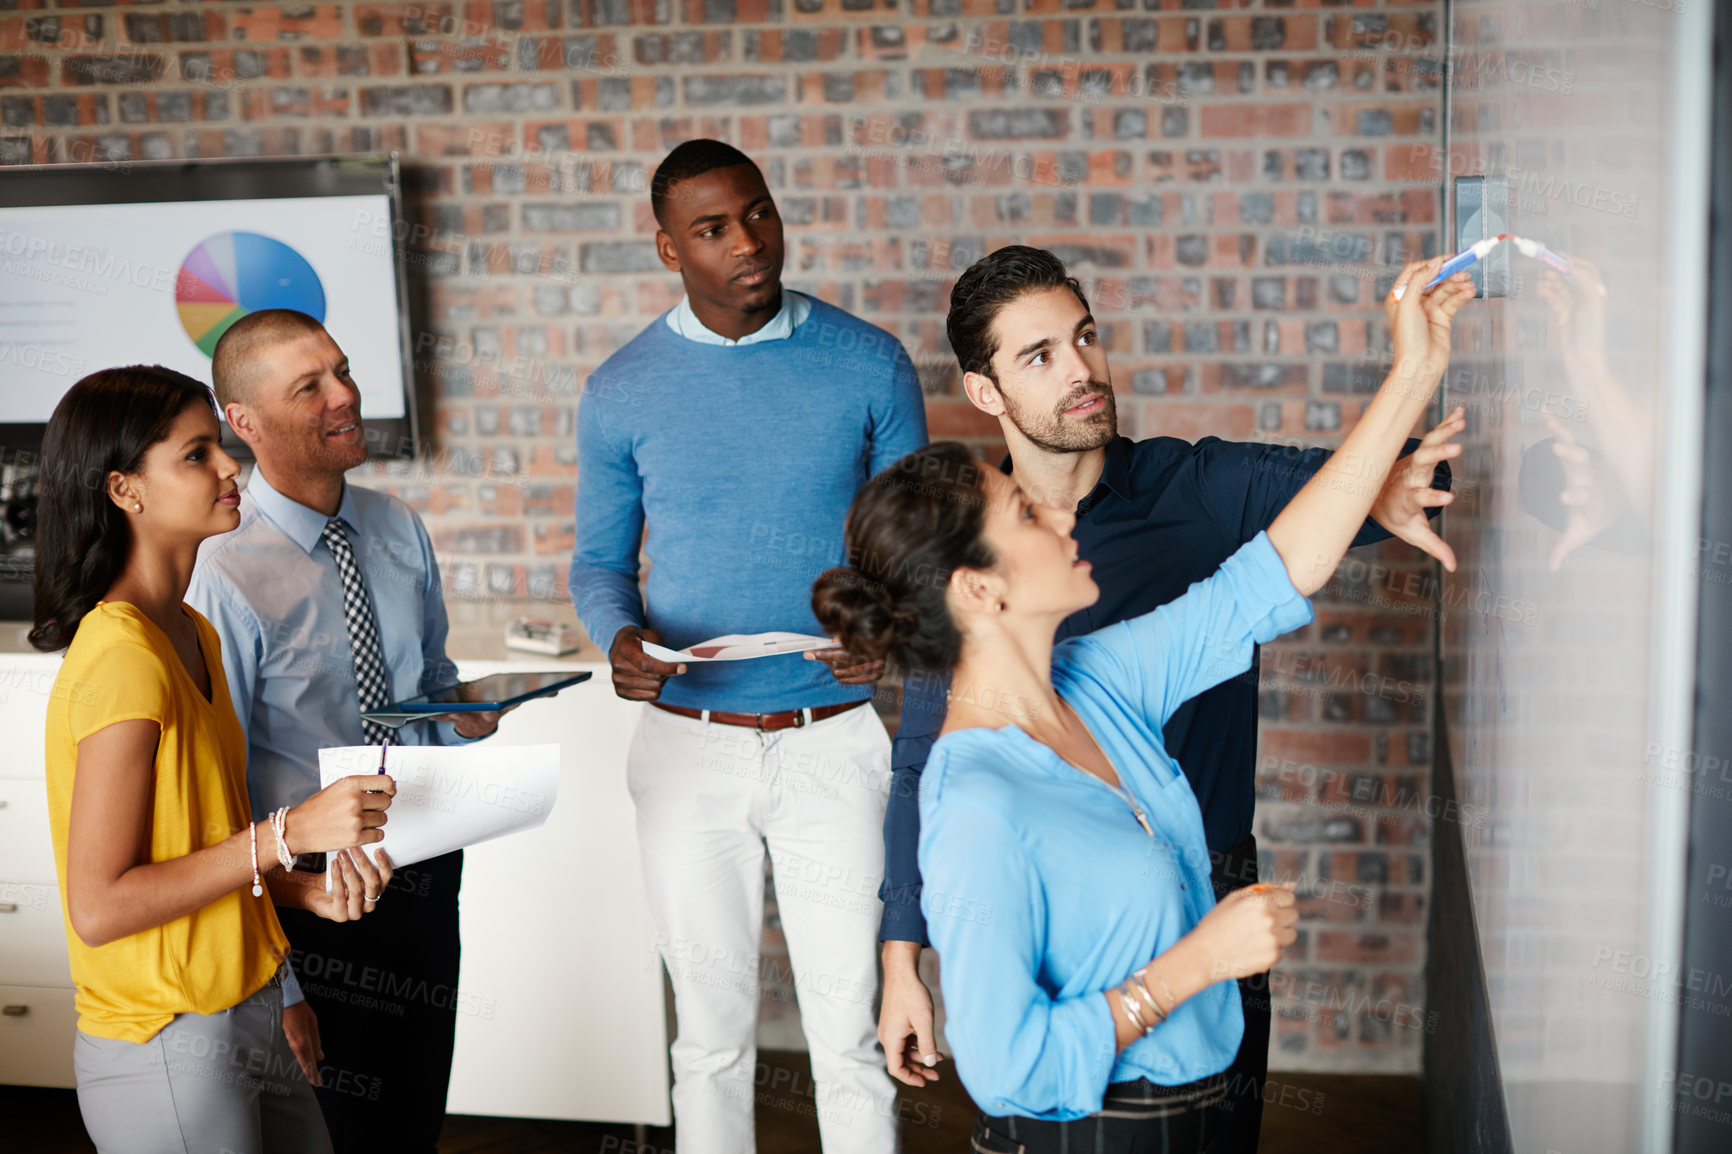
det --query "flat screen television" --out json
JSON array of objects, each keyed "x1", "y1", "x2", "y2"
[{"x1": 0, "y1": 154, "x2": 418, "y2": 459}]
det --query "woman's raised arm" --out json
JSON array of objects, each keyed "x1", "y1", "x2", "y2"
[{"x1": 1266, "y1": 257, "x2": 1476, "y2": 595}]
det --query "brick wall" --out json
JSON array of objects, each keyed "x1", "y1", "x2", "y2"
[{"x1": 2, "y1": 0, "x2": 1445, "y2": 1073}]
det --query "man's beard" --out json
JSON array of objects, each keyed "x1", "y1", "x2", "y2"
[{"x1": 1001, "y1": 380, "x2": 1118, "y2": 454}]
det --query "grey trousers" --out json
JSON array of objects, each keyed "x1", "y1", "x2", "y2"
[{"x1": 73, "y1": 966, "x2": 334, "y2": 1154}]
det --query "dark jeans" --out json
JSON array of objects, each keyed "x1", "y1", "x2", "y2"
[
  {"x1": 971, "y1": 1075, "x2": 1226, "y2": 1154},
  {"x1": 1210, "y1": 834, "x2": 1269, "y2": 1154},
  {"x1": 278, "y1": 849, "x2": 464, "y2": 1154}
]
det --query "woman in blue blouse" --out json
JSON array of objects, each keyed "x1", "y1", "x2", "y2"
[{"x1": 811, "y1": 257, "x2": 1473, "y2": 1151}]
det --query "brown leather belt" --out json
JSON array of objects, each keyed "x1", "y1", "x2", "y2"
[{"x1": 649, "y1": 698, "x2": 869, "y2": 731}]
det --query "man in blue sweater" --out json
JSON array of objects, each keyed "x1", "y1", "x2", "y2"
[
  {"x1": 875, "y1": 247, "x2": 1458, "y2": 1152},
  {"x1": 570, "y1": 140, "x2": 927, "y2": 1153}
]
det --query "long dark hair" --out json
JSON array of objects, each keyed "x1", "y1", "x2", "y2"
[
  {"x1": 29, "y1": 366, "x2": 219, "y2": 652},
  {"x1": 811, "y1": 443, "x2": 995, "y2": 673}
]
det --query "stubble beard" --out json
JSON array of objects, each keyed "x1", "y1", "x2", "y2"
[{"x1": 1002, "y1": 381, "x2": 1119, "y2": 454}]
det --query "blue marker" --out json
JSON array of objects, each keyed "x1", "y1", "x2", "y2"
[
  {"x1": 1508, "y1": 235, "x2": 1577, "y2": 284},
  {"x1": 1391, "y1": 234, "x2": 1508, "y2": 300}
]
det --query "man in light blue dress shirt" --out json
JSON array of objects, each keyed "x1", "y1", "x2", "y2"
[{"x1": 187, "y1": 309, "x2": 501, "y2": 1154}]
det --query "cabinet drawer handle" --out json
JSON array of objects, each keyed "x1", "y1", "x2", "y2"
[
  {"x1": 0, "y1": 902, "x2": 16, "y2": 913},
  {"x1": 1, "y1": 1005, "x2": 26, "y2": 1017}
]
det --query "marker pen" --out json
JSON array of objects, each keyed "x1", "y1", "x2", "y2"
[
  {"x1": 1508, "y1": 235, "x2": 1576, "y2": 284},
  {"x1": 1391, "y1": 234, "x2": 1508, "y2": 300}
]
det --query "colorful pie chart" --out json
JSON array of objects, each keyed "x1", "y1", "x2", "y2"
[{"x1": 175, "y1": 232, "x2": 327, "y2": 356}]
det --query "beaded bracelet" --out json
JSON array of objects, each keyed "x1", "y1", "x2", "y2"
[{"x1": 248, "y1": 820, "x2": 263, "y2": 897}]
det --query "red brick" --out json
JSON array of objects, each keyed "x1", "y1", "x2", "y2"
[
  {"x1": 120, "y1": 12, "x2": 227, "y2": 45},
  {"x1": 1314, "y1": 931, "x2": 1420, "y2": 965},
  {"x1": 568, "y1": 0, "x2": 668, "y2": 27},
  {"x1": 410, "y1": 38, "x2": 512, "y2": 75},
  {"x1": 297, "y1": 42, "x2": 402, "y2": 78},
  {"x1": 181, "y1": 48, "x2": 294, "y2": 86},
  {"x1": 241, "y1": 85, "x2": 351, "y2": 120},
  {"x1": 1200, "y1": 102, "x2": 1313, "y2": 139},
  {"x1": 354, "y1": 4, "x2": 453, "y2": 37},
  {"x1": 233, "y1": 6, "x2": 346, "y2": 42},
  {"x1": 452, "y1": 0, "x2": 555, "y2": 34}
]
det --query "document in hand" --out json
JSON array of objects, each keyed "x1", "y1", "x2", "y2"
[
  {"x1": 640, "y1": 632, "x2": 836, "y2": 663},
  {"x1": 317, "y1": 743, "x2": 560, "y2": 876}
]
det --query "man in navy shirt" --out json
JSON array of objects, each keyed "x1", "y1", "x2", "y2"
[{"x1": 878, "y1": 246, "x2": 1459, "y2": 1151}]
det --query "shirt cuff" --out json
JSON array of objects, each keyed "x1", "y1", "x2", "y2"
[
  {"x1": 281, "y1": 961, "x2": 305, "y2": 1007},
  {"x1": 878, "y1": 885, "x2": 930, "y2": 946}
]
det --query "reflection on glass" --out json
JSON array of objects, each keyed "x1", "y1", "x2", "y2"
[{"x1": 1441, "y1": 1, "x2": 1698, "y2": 1150}]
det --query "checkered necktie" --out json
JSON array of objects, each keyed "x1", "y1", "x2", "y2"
[{"x1": 321, "y1": 518, "x2": 396, "y2": 747}]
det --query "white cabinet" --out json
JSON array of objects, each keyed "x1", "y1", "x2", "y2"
[
  {"x1": 0, "y1": 650, "x2": 670, "y2": 1124},
  {"x1": 0, "y1": 985, "x2": 78, "y2": 1089}
]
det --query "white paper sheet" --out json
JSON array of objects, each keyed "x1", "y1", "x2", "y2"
[
  {"x1": 316, "y1": 744, "x2": 560, "y2": 881},
  {"x1": 640, "y1": 631, "x2": 836, "y2": 664}
]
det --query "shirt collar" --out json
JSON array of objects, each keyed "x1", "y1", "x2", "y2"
[
  {"x1": 665, "y1": 289, "x2": 810, "y2": 346},
  {"x1": 998, "y1": 436, "x2": 1138, "y2": 512},
  {"x1": 244, "y1": 466, "x2": 362, "y2": 555},
  {"x1": 1093, "y1": 436, "x2": 1136, "y2": 502}
]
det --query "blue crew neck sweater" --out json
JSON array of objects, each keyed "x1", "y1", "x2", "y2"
[{"x1": 570, "y1": 296, "x2": 928, "y2": 712}]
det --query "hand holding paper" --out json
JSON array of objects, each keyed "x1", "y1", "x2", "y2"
[{"x1": 317, "y1": 743, "x2": 561, "y2": 878}]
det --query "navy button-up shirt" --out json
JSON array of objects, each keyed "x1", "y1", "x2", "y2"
[{"x1": 879, "y1": 434, "x2": 1448, "y2": 945}]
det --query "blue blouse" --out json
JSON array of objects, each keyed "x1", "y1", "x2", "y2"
[{"x1": 916, "y1": 531, "x2": 1313, "y2": 1120}]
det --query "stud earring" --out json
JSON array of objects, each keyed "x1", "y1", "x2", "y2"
[
  {"x1": 133, "y1": 503, "x2": 143, "y2": 513},
  {"x1": 997, "y1": 601, "x2": 1006, "y2": 611}
]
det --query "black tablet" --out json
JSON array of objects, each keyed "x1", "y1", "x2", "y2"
[{"x1": 361, "y1": 670, "x2": 592, "y2": 728}]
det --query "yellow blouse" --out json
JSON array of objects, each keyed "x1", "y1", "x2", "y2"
[{"x1": 44, "y1": 601, "x2": 289, "y2": 1043}]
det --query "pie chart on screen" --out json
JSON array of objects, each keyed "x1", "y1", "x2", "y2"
[{"x1": 175, "y1": 232, "x2": 326, "y2": 356}]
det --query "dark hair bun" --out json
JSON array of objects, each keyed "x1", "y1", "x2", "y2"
[{"x1": 811, "y1": 566, "x2": 918, "y2": 663}]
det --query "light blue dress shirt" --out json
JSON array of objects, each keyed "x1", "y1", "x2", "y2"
[
  {"x1": 187, "y1": 468, "x2": 472, "y2": 1008},
  {"x1": 664, "y1": 288, "x2": 811, "y2": 345},
  {"x1": 917, "y1": 532, "x2": 1314, "y2": 1120}
]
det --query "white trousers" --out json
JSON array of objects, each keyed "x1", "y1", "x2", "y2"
[{"x1": 627, "y1": 701, "x2": 901, "y2": 1154}]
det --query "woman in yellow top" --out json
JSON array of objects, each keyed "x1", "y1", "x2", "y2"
[{"x1": 33, "y1": 366, "x2": 400, "y2": 1154}]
